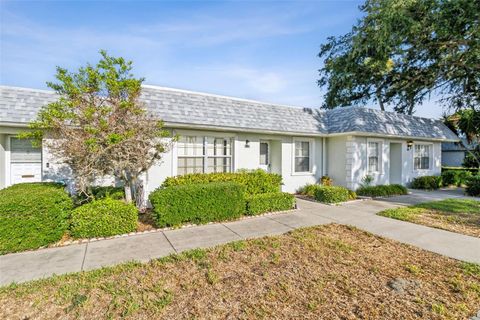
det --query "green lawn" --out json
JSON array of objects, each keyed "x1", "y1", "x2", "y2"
[{"x1": 379, "y1": 199, "x2": 480, "y2": 237}]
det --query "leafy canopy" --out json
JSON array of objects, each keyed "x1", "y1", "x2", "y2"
[
  {"x1": 318, "y1": 0, "x2": 480, "y2": 114},
  {"x1": 22, "y1": 50, "x2": 171, "y2": 203}
]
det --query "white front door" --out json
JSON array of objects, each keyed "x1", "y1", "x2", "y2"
[
  {"x1": 259, "y1": 141, "x2": 270, "y2": 172},
  {"x1": 10, "y1": 137, "x2": 42, "y2": 185}
]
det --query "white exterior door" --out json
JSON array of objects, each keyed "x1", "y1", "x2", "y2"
[
  {"x1": 10, "y1": 137, "x2": 42, "y2": 185},
  {"x1": 259, "y1": 141, "x2": 270, "y2": 172}
]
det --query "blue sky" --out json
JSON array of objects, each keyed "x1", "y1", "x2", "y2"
[{"x1": 1, "y1": 0, "x2": 444, "y2": 118}]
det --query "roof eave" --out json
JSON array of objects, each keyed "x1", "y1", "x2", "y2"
[{"x1": 327, "y1": 131, "x2": 460, "y2": 142}]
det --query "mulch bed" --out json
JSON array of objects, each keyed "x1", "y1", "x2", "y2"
[{"x1": 0, "y1": 224, "x2": 479, "y2": 319}]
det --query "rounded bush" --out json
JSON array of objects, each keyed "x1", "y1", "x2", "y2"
[
  {"x1": 466, "y1": 176, "x2": 480, "y2": 197},
  {"x1": 441, "y1": 170, "x2": 459, "y2": 186},
  {"x1": 0, "y1": 183, "x2": 72, "y2": 254},
  {"x1": 314, "y1": 186, "x2": 350, "y2": 204},
  {"x1": 70, "y1": 198, "x2": 138, "y2": 238},
  {"x1": 411, "y1": 176, "x2": 442, "y2": 190}
]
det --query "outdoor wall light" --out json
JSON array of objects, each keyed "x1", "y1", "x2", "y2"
[
  {"x1": 406, "y1": 140, "x2": 414, "y2": 151},
  {"x1": 245, "y1": 140, "x2": 250, "y2": 148}
]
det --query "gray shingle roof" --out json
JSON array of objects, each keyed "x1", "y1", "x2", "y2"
[{"x1": 0, "y1": 85, "x2": 458, "y2": 141}]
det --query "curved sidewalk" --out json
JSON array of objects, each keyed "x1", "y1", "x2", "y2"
[{"x1": 1, "y1": 193, "x2": 479, "y2": 286}]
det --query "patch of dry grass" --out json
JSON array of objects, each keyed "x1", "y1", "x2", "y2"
[
  {"x1": 379, "y1": 199, "x2": 480, "y2": 238},
  {"x1": 0, "y1": 224, "x2": 479, "y2": 319}
]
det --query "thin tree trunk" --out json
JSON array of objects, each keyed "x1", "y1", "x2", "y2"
[
  {"x1": 376, "y1": 87, "x2": 385, "y2": 111},
  {"x1": 124, "y1": 183, "x2": 132, "y2": 203}
]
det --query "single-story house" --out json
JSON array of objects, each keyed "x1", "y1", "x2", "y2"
[
  {"x1": 0, "y1": 85, "x2": 459, "y2": 195},
  {"x1": 442, "y1": 139, "x2": 477, "y2": 167}
]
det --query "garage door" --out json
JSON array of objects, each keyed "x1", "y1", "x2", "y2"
[{"x1": 10, "y1": 138, "x2": 42, "y2": 185}]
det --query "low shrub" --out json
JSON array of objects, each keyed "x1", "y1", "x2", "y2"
[
  {"x1": 70, "y1": 198, "x2": 138, "y2": 238},
  {"x1": 0, "y1": 183, "x2": 73, "y2": 254},
  {"x1": 91, "y1": 186, "x2": 125, "y2": 200},
  {"x1": 356, "y1": 184, "x2": 408, "y2": 197},
  {"x1": 161, "y1": 170, "x2": 281, "y2": 195},
  {"x1": 457, "y1": 171, "x2": 473, "y2": 186},
  {"x1": 411, "y1": 176, "x2": 442, "y2": 190},
  {"x1": 442, "y1": 170, "x2": 473, "y2": 187},
  {"x1": 320, "y1": 176, "x2": 333, "y2": 186},
  {"x1": 149, "y1": 182, "x2": 246, "y2": 227},
  {"x1": 441, "y1": 170, "x2": 459, "y2": 186},
  {"x1": 314, "y1": 186, "x2": 350, "y2": 204},
  {"x1": 348, "y1": 189, "x2": 357, "y2": 200},
  {"x1": 297, "y1": 183, "x2": 319, "y2": 197},
  {"x1": 246, "y1": 192, "x2": 295, "y2": 215},
  {"x1": 465, "y1": 176, "x2": 480, "y2": 197}
]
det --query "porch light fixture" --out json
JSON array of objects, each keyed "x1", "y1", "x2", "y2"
[
  {"x1": 406, "y1": 140, "x2": 414, "y2": 151},
  {"x1": 245, "y1": 140, "x2": 250, "y2": 148}
]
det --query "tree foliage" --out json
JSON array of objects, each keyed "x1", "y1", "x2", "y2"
[
  {"x1": 21, "y1": 51, "x2": 172, "y2": 204},
  {"x1": 318, "y1": 0, "x2": 480, "y2": 114}
]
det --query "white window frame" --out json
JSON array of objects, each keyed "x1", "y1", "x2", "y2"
[
  {"x1": 292, "y1": 137, "x2": 315, "y2": 175},
  {"x1": 176, "y1": 135, "x2": 233, "y2": 175},
  {"x1": 366, "y1": 138, "x2": 383, "y2": 174},
  {"x1": 413, "y1": 143, "x2": 433, "y2": 171}
]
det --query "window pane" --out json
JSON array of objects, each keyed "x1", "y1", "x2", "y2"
[
  {"x1": 207, "y1": 137, "x2": 231, "y2": 156},
  {"x1": 295, "y1": 157, "x2": 309, "y2": 172},
  {"x1": 178, "y1": 157, "x2": 204, "y2": 175},
  {"x1": 178, "y1": 136, "x2": 203, "y2": 156},
  {"x1": 414, "y1": 145, "x2": 430, "y2": 170},
  {"x1": 206, "y1": 157, "x2": 231, "y2": 173},
  {"x1": 260, "y1": 142, "x2": 268, "y2": 165}
]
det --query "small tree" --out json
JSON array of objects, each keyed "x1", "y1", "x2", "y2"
[{"x1": 22, "y1": 51, "x2": 171, "y2": 204}]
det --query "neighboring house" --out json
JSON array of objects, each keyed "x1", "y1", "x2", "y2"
[
  {"x1": 442, "y1": 139, "x2": 477, "y2": 167},
  {"x1": 0, "y1": 85, "x2": 459, "y2": 194}
]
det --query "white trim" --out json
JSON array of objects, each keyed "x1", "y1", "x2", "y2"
[
  {"x1": 291, "y1": 137, "x2": 315, "y2": 176},
  {"x1": 366, "y1": 138, "x2": 383, "y2": 174}
]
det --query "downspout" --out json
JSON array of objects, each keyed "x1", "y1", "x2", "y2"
[{"x1": 322, "y1": 137, "x2": 327, "y2": 177}]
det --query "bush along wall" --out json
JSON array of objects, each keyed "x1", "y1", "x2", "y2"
[
  {"x1": 314, "y1": 186, "x2": 350, "y2": 204},
  {"x1": 0, "y1": 183, "x2": 73, "y2": 254},
  {"x1": 465, "y1": 176, "x2": 480, "y2": 197},
  {"x1": 149, "y1": 182, "x2": 246, "y2": 227},
  {"x1": 411, "y1": 176, "x2": 442, "y2": 190},
  {"x1": 70, "y1": 198, "x2": 138, "y2": 238},
  {"x1": 356, "y1": 184, "x2": 408, "y2": 197},
  {"x1": 161, "y1": 170, "x2": 282, "y2": 195},
  {"x1": 441, "y1": 170, "x2": 473, "y2": 187},
  {"x1": 245, "y1": 192, "x2": 295, "y2": 215}
]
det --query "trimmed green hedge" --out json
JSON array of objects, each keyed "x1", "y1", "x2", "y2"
[
  {"x1": 149, "y1": 182, "x2": 246, "y2": 227},
  {"x1": 246, "y1": 192, "x2": 295, "y2": 215},
  {"x1": 314, "y1": 186, "x2": 350, "y2": 204},
  {"x1": 0, "y1": 183, "x2": 72, "y2": 254},
  {"x1": 411, "y1": 176, "x2": 442, "y2": 190},
  {"x1": 466, "y1": 176, "x2": 480, "y2": 197},
  {"x1": 161, "y1": 170, "x2": 281, "y2": 195},
  {"x1": 70, "y1": 198, "x2": 138, "y2": 238},
  {"x1": 356, "y1": 184, "x2": 408, "y2": 197},
  {"x1": 297, "y1": 183, "x2": 319, "y2": 197}
]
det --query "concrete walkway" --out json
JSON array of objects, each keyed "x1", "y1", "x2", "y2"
[{"x1": 1, "y1": 190, "x2": 479, "y2": 286}]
